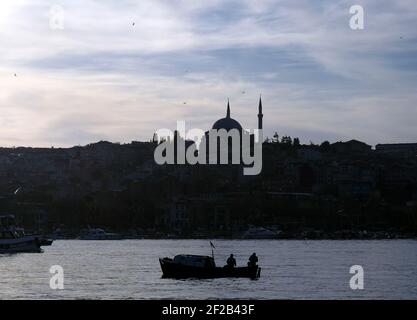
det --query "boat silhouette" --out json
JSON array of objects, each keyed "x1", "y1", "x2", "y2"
[
  {"x1": 159, "y1": 254, "x2": 261, "y2": 279},
  {"x1": 0, "y1": 215, "x2": 53, "y2": 253}
]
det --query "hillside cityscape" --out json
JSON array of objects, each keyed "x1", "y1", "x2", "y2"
[{"x1": 2, "y1": 132, "x2": 417, "y2": 239}]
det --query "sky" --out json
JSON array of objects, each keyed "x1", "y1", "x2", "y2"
[{"x1": 1, "y1": 0, "x2": 417, "y2": 147}]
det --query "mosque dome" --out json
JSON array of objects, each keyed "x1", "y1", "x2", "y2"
[{"x1": 212, "y1": 101, "x2": 242, "y2": 131}]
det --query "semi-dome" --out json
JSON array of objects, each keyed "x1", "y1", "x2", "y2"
[{"x1": 212, "y1": 101, "x2": 242, "y2": 131}]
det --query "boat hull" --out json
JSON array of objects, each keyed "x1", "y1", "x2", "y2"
[
  {"x1": 0, "y1": 236, "x2": 43, "y2": 254},
  {"x1": 159, "y1": 258, "x2": 261, "y2": 279}
]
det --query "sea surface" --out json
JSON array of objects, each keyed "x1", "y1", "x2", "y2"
[{"x1": 0, "y1": 239, "x2": 416, "y2": 299}]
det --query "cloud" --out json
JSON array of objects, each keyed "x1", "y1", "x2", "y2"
[{"x1": 0, "y1": 0, "x2": 417, "y2": 147}]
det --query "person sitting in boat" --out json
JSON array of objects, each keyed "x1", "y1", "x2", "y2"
[
  {"x1": 226, "y1": 254, "x2": 236, "y2": 268},
  {"x1": 248, "y1": 253, "x2": 258, "y2": 267}
]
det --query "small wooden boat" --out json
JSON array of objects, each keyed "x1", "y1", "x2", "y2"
[{"x1": 159, "y1": 254, "x2": 261, "y2": 279}]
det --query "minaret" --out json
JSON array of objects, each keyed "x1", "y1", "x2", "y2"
[
  {"x1": 258, "y1": 95, "x2": 263, "y2": 130},
  {"x1": 226, "y1": 99, "x2": 231, "y2": 118}
]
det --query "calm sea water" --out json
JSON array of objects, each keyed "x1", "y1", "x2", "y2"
[{"x1": 0, "y1": 240, "x2": 416, "y2": 299}]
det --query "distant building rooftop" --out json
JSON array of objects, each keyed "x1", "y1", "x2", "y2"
[
  {"x1": 375, "y1": 143, "x2": 417, "y2": 156},
  {"x1": 331, "y1": 140, "x2": 372, "y2": 153}
]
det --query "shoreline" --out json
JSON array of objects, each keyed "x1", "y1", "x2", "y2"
[{"x1": 51, "y1": 236, "x2": 417, "y2": 241}]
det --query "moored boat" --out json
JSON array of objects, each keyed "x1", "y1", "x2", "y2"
[
  {"x1": 77, "y1": 227, "x2": 122, "y2": 240},
  {"x1": 159, "y1": 254, "x2": 261, "y2": 279},
  {"x1": 0, "y1": 215, "x2": 53, "y2": 254},
  {"x1": 242, "y1": 225, "x2": 280, "y2": 239}
]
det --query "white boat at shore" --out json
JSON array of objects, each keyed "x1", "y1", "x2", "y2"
[
  {"x1": 0, "y1": 215, "x2": 52, "y2": 253},
  {"x1": 242, "y1": 226, "x2": 281, "y2": 239},
  {"x1": 77, "y1": 227, "x2": 122, "y2": 240}
]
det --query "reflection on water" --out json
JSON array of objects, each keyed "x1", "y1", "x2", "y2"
[{"x1": 0, "y1": 240, "x2": 416, "y2": 299}]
